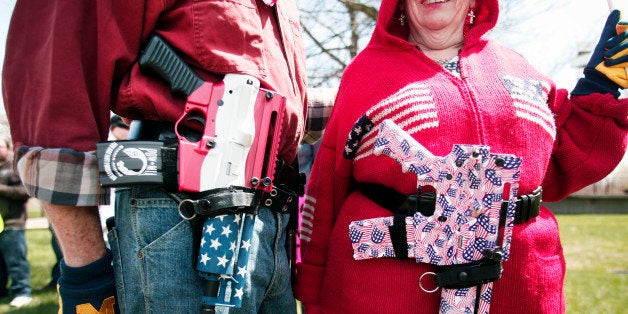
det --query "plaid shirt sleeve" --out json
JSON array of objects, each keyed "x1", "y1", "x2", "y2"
[
  {"x1": 14, "y1": 146, "x2": 109, "y2": 207},
  {"x1": 302, "y1": 87, "x2": 337, "y2": 144}
]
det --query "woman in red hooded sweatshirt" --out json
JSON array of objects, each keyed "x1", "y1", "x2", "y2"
[{"x1": 295, "y1": 0, "x2": 627, "y2": 313}]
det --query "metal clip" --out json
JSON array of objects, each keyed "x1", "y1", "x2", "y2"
[{"x1": 418, "y1": 272, "x2": 439, "y2": 293}]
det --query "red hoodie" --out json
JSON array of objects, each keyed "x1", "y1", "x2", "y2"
[{"x1": 294, "y1": 0, "x2": 627, "y2": 313}]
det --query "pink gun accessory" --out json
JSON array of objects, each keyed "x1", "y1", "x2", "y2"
[{"x1": 349, "y1": 119, "x2": 522, "y2": 313}]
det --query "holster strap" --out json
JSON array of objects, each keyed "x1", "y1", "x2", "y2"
[
  {"x1": 261, "y1": 184, "x2": 298, "y2": 214},
  {"x1": 359, "y1": 183, "x2": 542, "y2": 225},
  {"x1": 169, "y1": 186, "x2": 260, "y2": 220},
  {"x1": 506, "y1": 186, "x2": 542, "y2": 224},
  {"x1": 434, "y1": 250, "x2": 503, "y2": 289}
]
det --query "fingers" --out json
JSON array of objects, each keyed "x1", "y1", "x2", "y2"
[
  {"x1": 599, "y1": 10, "x2": 622, "y2": 42},
  {"x1": 603, "y1": 23, "x2": 628, "y2": 67}
]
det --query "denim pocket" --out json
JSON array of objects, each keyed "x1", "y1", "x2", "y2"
[
  {"x1": 139, "y1": 218, "x2": 203, "y2": 312},
  {"x1": 130, "y1": 193, "x2": 182, "y2": 247},
  {"x1": 114, "y1": 186, "x2": 204, "y2": 312}
]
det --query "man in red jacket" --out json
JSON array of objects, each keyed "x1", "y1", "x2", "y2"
[{"x1": 2, "y1": 1, "x2": 308, "y2": 313}]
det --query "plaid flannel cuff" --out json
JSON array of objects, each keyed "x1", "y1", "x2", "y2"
[
  {"x1": 15, "y1": 146, "x2": 109, "y2": 206},
  {"x1": 303, "y1": 87, "x2": 337, "y2": 144}
]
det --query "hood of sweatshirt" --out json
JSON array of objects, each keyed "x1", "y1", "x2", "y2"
[{"x1": 368, "y1": 0, "x2": 499, "y2": 51}]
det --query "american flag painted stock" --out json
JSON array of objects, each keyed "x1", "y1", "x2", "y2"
[
  {"x1": 349, "y1": 119, "x2": 522, "y2": 314},
  {"x1": 196, "y1": 213, "x2": 256, "y2": 308}
]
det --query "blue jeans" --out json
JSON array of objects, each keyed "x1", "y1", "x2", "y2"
[
  {"x1": 0, "y1": 228, "x2": 31, "y2": 297},
  {"x1": 109, "y1": 186, "x2": 296, "y2": 314}
]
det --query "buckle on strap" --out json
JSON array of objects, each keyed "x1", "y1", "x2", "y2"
[{"x1": 501, "y1": 187, "x2": 542, "y2": 225}]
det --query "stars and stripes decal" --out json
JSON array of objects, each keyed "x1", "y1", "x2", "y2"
[
  {"x1": 348, "y1": 119, "x2": 522, "y2": 314},
  {"x1": 196, "y1": 213, "x2": 256, "y2": 308},
  {"x1": 343, "y1": 82, "x2": 439, "y2": 161},
  {"x1": 500, "y1": 75, "x2": 556, "y2": 140},
  {"x1": 299, "y1": 195, "x2": 316, "y2": 243}
]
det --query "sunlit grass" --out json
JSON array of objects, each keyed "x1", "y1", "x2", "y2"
[{"x1": 558, "y1": 214, "x2": 627, "y2": 313}]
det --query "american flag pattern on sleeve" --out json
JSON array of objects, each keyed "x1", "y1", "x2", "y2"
[
  {"x1": 303, "y1": 87, "x2": 337, "y2": 145},
  {"x1": 500, "y1": 75, "x2": 555, "y2": 140},
  {"x1": 343, "y1": 82, "x2": 439, "y2": 161},
  {"x1": 348, "y1": 120, "x2": 522, "y2": 314}
]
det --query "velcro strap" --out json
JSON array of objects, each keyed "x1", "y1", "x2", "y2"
[
  {"x1": 434, "y1": 252, "x2": 503, "y2": 289},
  {"x1": 359, "y1": 183, "x2": 435, "y2": 216},
  {"x1": 388, "y1": 214, "x2": 408, "y2": 259},
  {"x1": 175, "y1": 187, "x2": 260, "y2": 220}
]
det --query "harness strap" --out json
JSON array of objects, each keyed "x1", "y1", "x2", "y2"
[
  {"x1": 434, "y1": 249, "x2": 504, "y2": 289},
  {"x1": 261, "y1": 184, "x2": 298, "y2": 214},
  {"x1": 388, "y1": 213, "x2": 408, "y2": 259},
  {"x1": 167, "y1": 186, "x2": 260, "y2": 221},
  {"x1": 359, "y1": 183, "x2": 542, "y2": 225}
]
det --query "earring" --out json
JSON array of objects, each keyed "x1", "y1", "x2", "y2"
[
  {"x1": 399, "y1": 12, "x2": 406, "y2": 26},
  {"x1": 467, "y1": 10, "x2": 475, "y2": 25}
]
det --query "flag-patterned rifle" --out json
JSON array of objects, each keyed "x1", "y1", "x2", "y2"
[{"x1": 349, "y1": 119, "x2": 522, "y2": 313}]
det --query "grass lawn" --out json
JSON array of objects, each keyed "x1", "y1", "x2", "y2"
[
  {"x1": 0, "y1": 214, "x2": 624, "y2": 313},
  {"x1": 558, "y1": 214, "x2": 627, "y2": 313}
]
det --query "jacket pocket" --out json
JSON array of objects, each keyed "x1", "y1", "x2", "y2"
[{"x1": 192, "y1": 0, "x2": 265, "y2": 75}]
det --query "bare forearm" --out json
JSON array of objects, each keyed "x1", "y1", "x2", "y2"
[{"x1": 42, "y1": 202, "x2": 107, "y2": 267}]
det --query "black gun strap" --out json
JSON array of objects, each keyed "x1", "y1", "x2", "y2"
[
  {"x1": 164, "y1": 186, "x2": 261, "y2": 271},
  {"x1": 388, "y1": 213, "x2": 408, "y2": 259},
  {"x1": 361, "y1": 183, "x2": 542, "y2": 226},
  {"x1": 169, "y1": 186, "x2": 260, "y2": 220},
  {"x1": 434, "y1": 254, "x2": 503, "y2": 290}
]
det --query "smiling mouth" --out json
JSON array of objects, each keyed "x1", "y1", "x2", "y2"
[{"x1": 422, "y1": 0, "x2": 451, "y2": 4}]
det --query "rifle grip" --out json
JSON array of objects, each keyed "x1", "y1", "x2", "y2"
[{"x1": 139, "y1": 35, "x2": 205, "y2": 97}]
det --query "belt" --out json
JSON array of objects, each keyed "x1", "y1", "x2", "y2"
[{"x1": 359, "y1": 183, "x2": 542, "y2": 225}]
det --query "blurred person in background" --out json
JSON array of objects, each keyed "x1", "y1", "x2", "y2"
[{"x1": 0, "y1": 138, "x2": 32, "y2": 308}]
